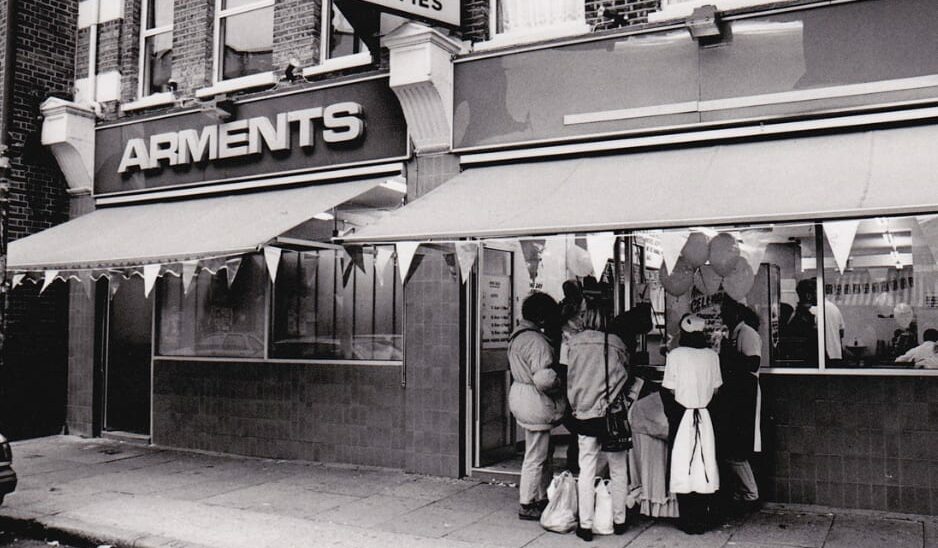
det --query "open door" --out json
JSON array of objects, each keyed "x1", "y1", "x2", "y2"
[{"x1": 103, "y1": 276, "x2": 153, "y2": 436}]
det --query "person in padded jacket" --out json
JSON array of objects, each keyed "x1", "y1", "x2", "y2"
[{"x1": 508, "y1": 292, "x2": 566, "y2": 521}]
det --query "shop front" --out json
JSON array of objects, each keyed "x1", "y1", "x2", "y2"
[
  {"x1": 8, "y1": 74, "x2": 427, "y2": 468},
  {"x1": 344, "y1": 0, "x2": 938, "y2": 513}
]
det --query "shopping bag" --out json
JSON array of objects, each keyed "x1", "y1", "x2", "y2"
[
  {"x1": 591, "y1": 478, "x2": 614, "y2": 535},
  {"x1": 540, "y1": 471, "x2": 578, "y2": 533}
]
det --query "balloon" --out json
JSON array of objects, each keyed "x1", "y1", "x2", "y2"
[
  {"x1": 894, "y1": 302, "x2": 914, "y2": 329},
  {"x1": 874, "y1": 292, "x2": 894, "y2": 317},
  {"x1": 694, "y1": 265, "x2": 723, "y2": 295},
  {"x1": 681, "y1": 232, "x2": 711, "y2": 268},
  {"x1": 709, "y1": 233, "x2": 741, "y2": 277},
  {"x1": 566, "y1": 242, "x2": 593, "y2": 277},
  {"x1": 723, "y1": 256, "x2": 755, "y2": 300},
  {"x1": 661, "y1": 258, "x2": 694, "y2": 296}
]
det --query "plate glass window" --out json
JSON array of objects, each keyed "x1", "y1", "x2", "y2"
[
  {"x1": 139, "y1": 0, "x2": 173, "y2": 96},
  {"x1": 489, "y1": 0, "x2": 585, "y2": 36},
  {"x1": 216, "y1": 0, "x2": 274, "y2": 81},
  {"x1": 322, "y1": 1, "x2": 366, "y2": 61}
]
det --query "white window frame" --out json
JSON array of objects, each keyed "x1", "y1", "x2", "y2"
[
  {"x1": 212, "y1": 0, "x2": 276, "y2": 84},
  {"x1": 304, "y1": 0, "x2": 372, "y2": 78},
  {"x1": 648, "y1": 0, "x2": 775, "y2": 22},
  {"x1": 477, "y1": 0, "x2": 590, "y2": 51},
  {"x1": 137, "y1": 0, "x2": 174, "y2": 100}
]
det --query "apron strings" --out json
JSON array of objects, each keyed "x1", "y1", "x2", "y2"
[{"x1": 688, "y1": 409, "x2": 710, "y2": 484}]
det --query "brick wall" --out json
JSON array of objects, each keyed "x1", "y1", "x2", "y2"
[
  {"x1": 273, "y1": 0, "x2": 321, "y2": 74},
  {"x1": 171, "y1": 0, "x2": 214, "y2": 97},
  {"x1": 0, "y1": 0, "x2": 75, "y2": 440},
  {"x1": 760, "y1": 375, "x2": 938, "y2": 514},
  {"x1": 120, "y1": 0, "x2": 142, "y2": 103},
  {"x1": 153, "y1": 360, "x2": 407, "y2": 467},
  {"x1": 587, "y1": 0, "x2": 662, "y2": 30},
  {"x1": 460, "y1": 0, "x2": 489, "y2": 42}
]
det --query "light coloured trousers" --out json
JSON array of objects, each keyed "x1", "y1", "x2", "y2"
[
  {"x1": 577, "y1": 434, "x2": 628, "y2": 529},
  {"x1": 519, "y1": 429, "x2": 553, "y2": 505},
  {"x1": 725, "y1": 459, "x2": 759, "y2": 501}
]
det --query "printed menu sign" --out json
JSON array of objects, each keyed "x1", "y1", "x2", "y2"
[{"x1": 482, "y1": 275, "x2": 512, "y2": 349}]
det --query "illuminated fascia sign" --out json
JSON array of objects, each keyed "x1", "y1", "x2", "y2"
[
  {"x1": 357, "y1": 0, "x2": 459, "y2": 27},
  {"x1": 117, "y1": 102, "x2": 364, "y2": 173}
]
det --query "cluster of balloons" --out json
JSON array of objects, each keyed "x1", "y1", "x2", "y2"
[{"x1": 660, "y1": 232, "x2": 756, "y2": 301}]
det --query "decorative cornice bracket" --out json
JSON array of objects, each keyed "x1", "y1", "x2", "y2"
[{"x1": 40, "y1": 97, "x2": 96, "y2": 194}]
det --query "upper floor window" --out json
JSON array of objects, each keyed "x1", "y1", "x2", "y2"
[
  {"x1": 215, "y1": 0, "x2": 274, "y2": 81},
  {"x1": 484, "y1": 0, "x2": 588, "y2": 48},
  {"x1": 139, "y1": 0, "x2": 173, "y2": 96},
  {"x1": 649, "y1": 0, "x2": 773, "y2": 22},
  {"x1": 322, "y1": 1, "x2": 366, "y2": 62}
]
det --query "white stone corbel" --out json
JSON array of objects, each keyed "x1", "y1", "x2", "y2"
[
  {"x1": 40, "y1": 97, "x2": 96, "y2": 194},
  {"x1": 383, "y1": 22, "x2": 466, "y2": 155}
]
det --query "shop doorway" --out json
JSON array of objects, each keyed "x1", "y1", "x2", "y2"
[{"x1": 103, "y1": 276, "x2": 152, "y2": 436}]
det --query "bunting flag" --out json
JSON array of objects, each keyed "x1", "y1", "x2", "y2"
[
  {"x1": 225, "y1": 257, "x2": 242, "y2": 288},
  {"x1": 344, "y1": 245, "x2": 366, "y2": 274},
  {"x1": 519, "y1": 239, "x2": 545, "y2": 282},
  {"x1": 739, "y1": 230, "x2": 771, "y2": 274},
  {"x1": 454, "y1": 241, "x2": 479, "y2": 283},
  {"x1": 375, "y1": 246, "x2": 394, "y2": 286},
  {"x1": 823, "y1": 219, "x2": 860, "y2": 274},
  {"x1": 586, "y1": 232, "x2": 616, "y2": 279},
  {"x1": 395, "y1": 242, "x2": 420, "y2": 284},
  {"x1": 342, "y1": 258, "x2": 355, "y2": 287},
  {"x1": 11, "y1": 273, "x2": 24, "y2": 290},
  {"x1": 264, "y1": 247, "x2": 282, "y2": 284},
  {"x1": 109, "y1": 276, "x2": 121, "y2": 299},
  {"x1": 302, "y1": 252, "x2": 319, "y2": 287},
  {"x1": 80, "y1": 276, "x2": 94, "y2": 300},
  {"x1": 182, "y1": 261, "x2": 198, "y2": 295},
  {"x1": 657, "y1": 230, "x2": 688, "y2": 274},
  {"x1": 41, "y1": 270, "x2": 59, "y2": 294},
  {"x1": 143, "y1": 264, "x2": 160, "y2": 298}
]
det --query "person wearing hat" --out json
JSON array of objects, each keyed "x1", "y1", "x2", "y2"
[
  {"x1": 508, "y1": 291, "x2": 566, "y2": 521},
  {"x1": 662, "y1": 314, "x2": 722, "y2": 534}
]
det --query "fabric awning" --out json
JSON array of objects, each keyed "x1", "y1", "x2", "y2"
[
  {"x1": 343, "y1": 124, "x2": 938, "y2": 242},
  {"x1": 8, "y1": 179, "x2": 381, "y2": 271}
]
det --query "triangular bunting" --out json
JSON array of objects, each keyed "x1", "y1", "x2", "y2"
[
  {"x1": 143, "y1": 264, "x2": 160, "y2": 298},
  {"x1": 225, "y1": 257, "x2": 242, "y2": 288},
  {"x1": 41, "y1": 270, "x2": 59, "y2": 294},
  {"x1": 342, "y1": 258, "x2": 355, "y2": 287},
  {"x1": 344, "y1": 245, "x2": 366, "y2": 275},
  {"x1": 11, "y1": 273, "x2": 24, "y2": 290},
  {"x1": 264, "y1": 247, "x2": 282, "y2": 284},
  {"x1": 109, "y1": 276, "x2": 121, "y2": 299},
  {"x1": 519, "y1": 239, "x2": 546, "y2": 281},
  {"x1": 586, "y1": 233, "x2": 617, "y2": 280},
  {"x1": 657, "y1": 230, "x2": 688, "y2": 274},
  {"x1": 823, "y1": 219, "x2": 860, "y2": 274},
  {"x1": 182, "y1": 261, "x2": 198, "y2": 295},
  {"x1": 396, "y1": 242, "x2": 420, "y2": 284},
  {"x1": 455, "y1": 241, "x2": 479, "y2": 284},
  {"x1": 80, "y1": 276, "x2": 94, "y2": 300},
  {"x1": 303, "y1": 252, "x2": 319, "y2": 287},
  {"x1": 375, "y1": 246, "x2": 394, "y2": 286}
]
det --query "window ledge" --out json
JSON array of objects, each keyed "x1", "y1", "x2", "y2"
[
  {"x1": 302, "y1": 52, "x2": 373, "y2": 79},
  {"x1": 195, "y1": 71, "x2": 279, "y2": 99},
  {"x1": 647, "y1": 0, "x2": 774, "y2": 22},
  {"x1": 120, "y1": 92, "x2": 176, "y2": 114},
  {"x1": 474, "y1": 22, "x2": 591, "y2": 52}
]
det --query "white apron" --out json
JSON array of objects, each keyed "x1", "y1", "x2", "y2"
[{"x1": 669, "y1": 407, "x2": 719, "y2": 494}]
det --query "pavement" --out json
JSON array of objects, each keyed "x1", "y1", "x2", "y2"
[{"x1": 0, "y1": 436, "x2": 936, "y2": 548}]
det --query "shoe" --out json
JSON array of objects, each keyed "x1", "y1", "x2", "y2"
[
  {"x1": 613, "y1": 522, "x2": 628, "y2": 535},
  {"x1": 518, "y1": 503, "x2": 542, "y2": 521},
  {"x1": 575, "y1": 527, "x2": 593, "y2": 542},
  {"x1": 534, "y1": 498, "x2": 549, "y2": 511}
]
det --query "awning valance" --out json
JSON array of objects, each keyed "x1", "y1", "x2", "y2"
[
  {"x1": 8, "y1": 179, "x2": 382, "y2": 271},
  {"x1": 343, "y1": 124, "x2": 938, "y2": 242}
]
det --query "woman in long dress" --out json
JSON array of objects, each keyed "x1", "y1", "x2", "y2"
[{"x1": 662, "y1": 314, "x2": 722, "y2": 534}]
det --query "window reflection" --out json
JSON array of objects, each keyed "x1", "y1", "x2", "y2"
[{"x1": 219, "y1": 5, "x2": 273, "y2": 80}]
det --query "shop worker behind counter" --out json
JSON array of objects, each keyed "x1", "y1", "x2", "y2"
[{"x1": 507, "y1": 292, "x2": 566, "y2": 521}]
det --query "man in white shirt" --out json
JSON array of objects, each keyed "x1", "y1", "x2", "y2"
[
  {"x1": 895, "y1": 328, "x2": 938, "y2": 368},
  {"x1": 824, "y1": 299, "x2": 845, "y2": 361}
]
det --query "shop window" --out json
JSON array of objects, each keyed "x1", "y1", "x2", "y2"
[
  {"x1": 485, "y1": 0, "x2": 588, "y2": 46},
  {"x1": 631, "y1": 223, "x2": 819, "y2": 368},
  {"x1": 270, "y1": 248, "x2": 403, "y2": 362},
  {"x1": 139, "y1": 0, "x2": 173, "y2": 96},
  {"x1": 215, "y1": 0, "x2": 274, "y2": 81},
  {"x1": 322, "y1": 1, "x2": 367, "y2": 62},
  {"x1": 820, "y1": 215, "x2": 938, "y2": 369},
  {"x1": 157, "y1": 255, "x2": 267, "y2": 358}
]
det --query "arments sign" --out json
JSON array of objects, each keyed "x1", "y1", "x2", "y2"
[
  {"x1": 94, "y1": 76, "x2": 408, "y2": 195},
  {"x1": 356, "y1": 0, "x2": 459, "y2": 26}
]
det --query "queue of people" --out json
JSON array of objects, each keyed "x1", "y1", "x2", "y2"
[{"x1": 507, "y1": 282, "x2": 764, "y2": 540}]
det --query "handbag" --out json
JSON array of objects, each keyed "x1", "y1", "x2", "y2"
[
  {"x1": 601, "y1": 329, "x2": 633, "y2": 452},
  {"x1": 540, "y1": 471, "x2": 578, "y2": 533}
]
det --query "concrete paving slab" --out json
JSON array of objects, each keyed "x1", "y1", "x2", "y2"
[
  {"x1": 443, "y1": 520, "x2": 545, "y2": 547},
  {"x1": 380, "y1": 475, "x2": 476, "y2": 501},
  {"x1": 626, "y1": 521, "x2": 733, "y2": 548},
  {"x1": 374, "y1": 505, "x2": 489, "y2": 538},
  {"x1": 429, "y1": 483, "x2": 517, "y2": 512},
  {"x1": 729, "y1": 510, "x2": 833, "y2": 548},
  {"x1": 823, "y1": 514, "x2": 923, "y2": 548},
  {"x1": 315, "y1": 494, "x2": 429, "y2": 528},
  {"x1": 201, "y1": 481, "x2": 360, "y2": 517}
]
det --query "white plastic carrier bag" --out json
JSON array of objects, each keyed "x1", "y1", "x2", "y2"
[
  {"x1": 591, "y1": 477, "x2": 614, "y2": 535},
  {"x1": 540, "y1": 471, "x2": 578, "y2": 533}
]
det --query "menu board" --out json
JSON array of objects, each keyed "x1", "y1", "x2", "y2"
[{"x1": 482, "y1": 275, "x2": 513, "y2": 349}]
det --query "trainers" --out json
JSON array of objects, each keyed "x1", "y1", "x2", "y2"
[
  {"x1": 613, "y1": 522, "x2": 628, "y2": 535},
  {"x1": 518, "y1": 504, "x2": 542, "y2": 521},
  {"x1": 575, "y1": 526, "x2": 593, "y2": 542}
]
